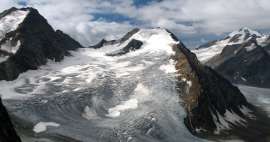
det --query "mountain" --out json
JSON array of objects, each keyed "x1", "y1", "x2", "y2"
[
  {"x1": 0, "y1": 98, "x2": 21, "y2": 142},
  {"x1": 0, "y1": 7, "x2": 83, "y2": 81},
  {"x1": 0, "y1": 7, "x2": 269, "y2": 142},
  {"x1": 193, "y1": 27, "x2": 270, "y2": 88},
  {"x1": 2, "y1": 26, "x2": 269, "y2": 142},
  {"x1": 92, "y1": 29, "x2": 252, "y2": 136}
]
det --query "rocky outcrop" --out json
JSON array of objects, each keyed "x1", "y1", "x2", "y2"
[
  {"x1": 211, "y1": 40, "x2": 270, "y2": 88},
  {"x1": 0, "y1": 7, "x2": 83, "y2": 81},
  {"x1": 0, "y1": 98, "x2": 21, "y2": 142},
  {"x1": 168, "y1": 33, "x2": 250, "y2": 135},
  {"x1": 89, "y1": 28, "x2": 140, "y2": 48},
  {"x1": 106, "y1": 39, "x2": 143, "y2": 56}
]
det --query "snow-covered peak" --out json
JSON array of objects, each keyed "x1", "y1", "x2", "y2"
[
  {"x1": 0, "y1": 9, "x2": 29, "y2": 39},
  {"x1": 229, "y1": 27, "x2": 262, "y2": 38},
  {"x1": 130, "y1": 28, "x2": 179, "y2": 53},
  {"x1": 102, "y1": 28, "x2": 179, "y2": 56},
  {"x1": 193, "y1": 27, "x2": 268, "y2": 63}
]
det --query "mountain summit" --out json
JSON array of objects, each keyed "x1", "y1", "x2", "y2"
[
  {"x1": 0, "y1": 7, "x2": 83, "y2": 81},
  {"x1": 193, "y1": 28, "x2": 270, "y2": 88}
]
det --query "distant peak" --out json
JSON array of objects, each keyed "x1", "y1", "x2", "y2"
[{"x1": 229, "y1": 27, "x2": 262, "y2": 37}]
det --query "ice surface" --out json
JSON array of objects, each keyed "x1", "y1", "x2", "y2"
[{"x1": 238, "y1": 85, "x2": 270, "y2": 117}]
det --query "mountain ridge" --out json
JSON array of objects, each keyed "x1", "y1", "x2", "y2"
[
  {"x1": 0, "y1": 7, "x2": 83, "y2": 81},
  {"x1": 193, "y1": 27, "x2": 270, "y2": 88}
]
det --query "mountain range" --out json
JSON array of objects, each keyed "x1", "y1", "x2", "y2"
[
  {"x1": 193, "y1": 27, "x2": 270, "y2": 88},
  {"x1": 0, "y1": 7, "x2": 269, "y2": 142}
]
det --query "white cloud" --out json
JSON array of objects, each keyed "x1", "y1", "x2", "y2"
[
  {"x1": 72, "y1": 21, "x2": 133, "y2": 46},
  {"x1": 1, "y1": 0, "x2": 270, "y2": 47},
  {"x1": 0, "y1": 0, "x2": 18, "y2": 12}
]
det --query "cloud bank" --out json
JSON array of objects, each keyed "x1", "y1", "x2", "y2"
[{"x1": 1, "y1": 0, "x2": 270, "y2": 47}]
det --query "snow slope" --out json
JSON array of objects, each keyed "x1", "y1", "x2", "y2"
[{"x1": 0, "y1": 9, "x2": 29, "y2": 63}]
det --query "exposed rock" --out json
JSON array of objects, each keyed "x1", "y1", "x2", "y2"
[
  {"x1": 106, "y1": 39, "x2": 143, "y2": 56},
  {"x1": 89, "y1": 28, "x2": 140, "y2": 48},
  {"x1": 0, "y1": 7, "x2": 83, "y2": 81},
  {"x1": 89, "y1": 39, "x2": 118, "y2": 49},
  {"x1": 212, "y1": 44, "x2": 270, "y2": 88},
  {"x1": 168, "y1": 33, "x2": 250, "y2": 135},
  {"x1": 0, "y1": 98, "x2": 21, "y2": 142}
]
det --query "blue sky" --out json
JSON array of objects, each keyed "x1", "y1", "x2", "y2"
[{"x1": 1, "y1": 0, "x2": 270, "y2": 48}]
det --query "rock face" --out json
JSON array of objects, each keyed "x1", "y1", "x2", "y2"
[
  {"x1": 193, "y1": 27, "x2": 270, "y2": 88},
  {"x1": 0, "y1": 98, "x2": 21, "y2": 142},
  {"x1": 0, "y1": 7, "x2": 83, "y2": 81},
  {"x1": 169, "y1": 35, "x2": 250, "y2": 135},
  {"x1": 106, "y1": 39, "x2": 143, "y2": 56}
]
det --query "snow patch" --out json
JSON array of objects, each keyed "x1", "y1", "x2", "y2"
[
  {"x1": 82, "y1": 106, "x2": 98, "y2": 120},
  {"x1": 106, "y1": 99, "x2": 138, "y2": 118},
  {"x1": 0, "y1": 40, "x2": 21, "y2": 63},
  {"x1": 1, "y1": 39, "x2": 21, "y2": 54},
  {"x1": 134, "y1": 83, "x2": 150, "y2": 96},
  {"x1": 241, "y1": 77, "x2": 247, "y2": 82},
  {"x1": 240, "y1": 106, "x2": 256, "y2": 119},
  {"x1": 159, "y1": 59, "x2": 177, "y2": 74},
  {"x1": 0, "y1": 56, "x2": 9, "y2": 63},
  {"x1": 212, "y1": 109, "x2": 246, "y2": 134},
  {"x1": 229, "y1": 27, "x2": 262, "y2": 38},
  {"x1": 33, "y1": 122, "x2": 60, "y2": 133},
  {"x1": 245, "y1": 43, "x2": 257, "y2": 52}
]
